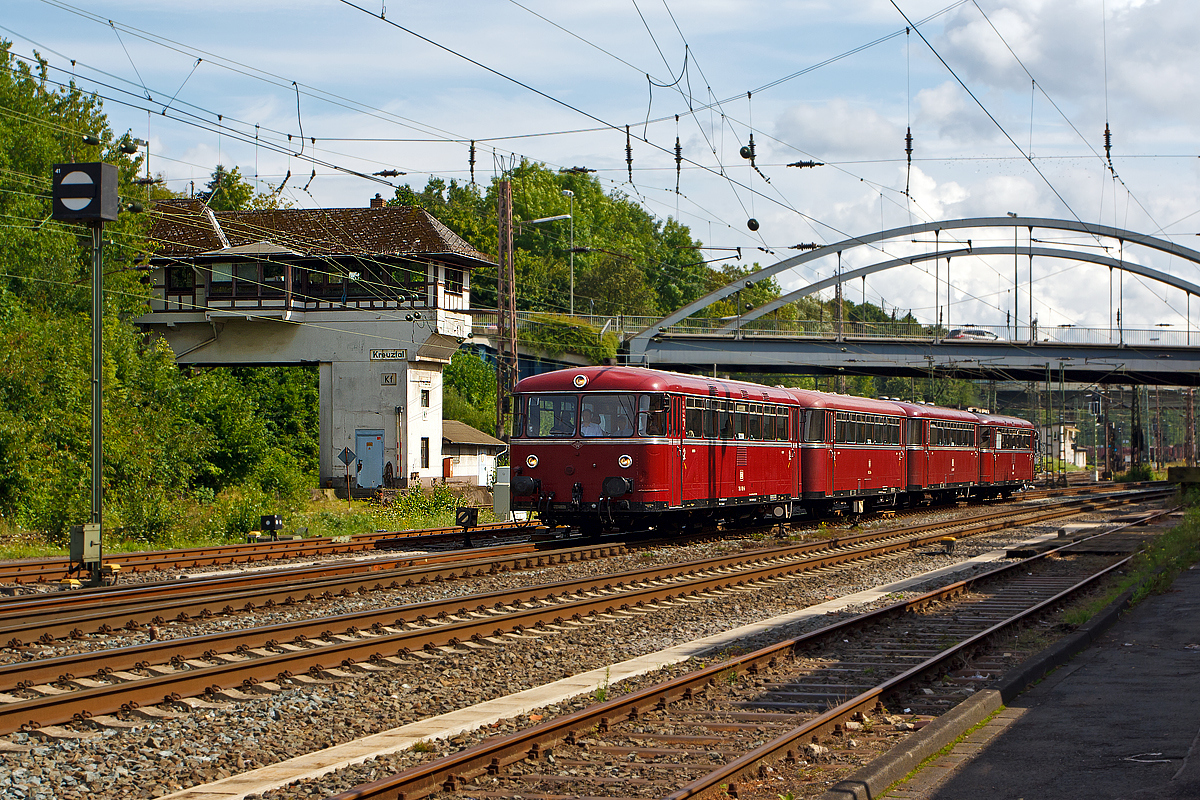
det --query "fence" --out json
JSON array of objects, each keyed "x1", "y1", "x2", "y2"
[{"x1": 466, "y1": 311, "x2": 1196, "y2": 347}]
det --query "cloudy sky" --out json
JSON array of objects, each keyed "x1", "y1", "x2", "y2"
[{"x1": 9, "y1": 0, "x2": 1200, "y2": 335}]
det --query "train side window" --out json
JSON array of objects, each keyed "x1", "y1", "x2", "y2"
[
  {"x1": 511, "y1": 396, "x2": 526, "y2": 439},
  {"x1": 685, "y1": 398, "x2": 704, "y2": 438},
  {"x1": 762, "y1": 408, "x2": 775, "y2": 440},
  {"x1": 720, "y1": 401, "x2": 735, "y2": 439},
  {"x1": 804, "y1": 409, "x2": 825, "y2": 442},
  {"x1": 745, "y1": 404, "x2": 761, "y2": 440},
  {"x1": 703, "y1": 400, "x2": 718, "y2": 439}
]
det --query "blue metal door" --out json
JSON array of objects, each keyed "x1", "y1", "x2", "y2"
[{"x1": 355, "y1": 429, "x2": 385, "y2": 489}]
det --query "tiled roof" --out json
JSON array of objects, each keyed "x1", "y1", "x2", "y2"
[
  {"x1": 150, "y1": 199, "x2": 494, "y2": 266},
  {"x1": 442, "y1": 419, "x2": 505, "y2": 448}
]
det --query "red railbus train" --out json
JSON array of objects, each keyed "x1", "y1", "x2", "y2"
[{"x1": 508, "y1": 367, "x2": 1035, "y2": 531}]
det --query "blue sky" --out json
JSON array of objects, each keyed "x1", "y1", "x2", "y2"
[{"x1": 8, "y1": 0, "x2": 1200, "y2": 331}]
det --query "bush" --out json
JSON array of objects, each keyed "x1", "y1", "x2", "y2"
[
  {"x1": 374, "y1": 484, "x2": 462, "y2": 531},
  {"x1": 519, "y1": 314, "x2": 619, "y2": 363},
  {"x1": 1115, "y1": 464, "x2": 1155, "y2": 482}
]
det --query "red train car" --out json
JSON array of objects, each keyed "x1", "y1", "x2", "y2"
[
  {"x1": 894, "y1": 402, "x2": 982, "y2": 501},
  {"x1": 509, "y1": 367, "x2": 798, "y2": 531},
  {"x1": 973, "y1": 412, "x2": 1037, "y2": 498},
  {"x1": 508, "y1": 366, "x2": 1035, "y2": 530},
  {"x1": 794, "y1": 391, "x2": 908, "y2": 514}
]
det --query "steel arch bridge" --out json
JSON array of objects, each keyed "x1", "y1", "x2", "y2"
[{"x1": 626, "y1": 216, "x2": 1200, "y2": 386}]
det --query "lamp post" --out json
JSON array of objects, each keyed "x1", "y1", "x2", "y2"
[
  {"x1": 562, "y1": 189, "x2": 575, "y2": 315},
  {"x1": 524, "y1": 209, "x2": 573, "y2": 315}
]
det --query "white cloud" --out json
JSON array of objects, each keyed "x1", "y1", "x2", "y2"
[{"x1": 774, "y1": 99, "x2": 902, "y2": 160}]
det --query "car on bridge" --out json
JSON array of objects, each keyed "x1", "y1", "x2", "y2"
[{"x1": 945, "y1": 326, "x2": 999, "y2": 341}]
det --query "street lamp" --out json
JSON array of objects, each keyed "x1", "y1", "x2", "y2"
[{"x1": 562, "y1": 189, "x2": 575, "y2": 315}]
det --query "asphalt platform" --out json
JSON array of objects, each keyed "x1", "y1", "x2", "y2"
[{"x1": 827, "y1": 559, "x2": 1200, "y2": 800}]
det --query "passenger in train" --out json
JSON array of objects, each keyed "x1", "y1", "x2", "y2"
[
  {"x1": 613, "y1": 413, "x2": 635, "y2": 436},
  {"x1": 580, "y1": 410, "x2": 604, "y2": 437}
]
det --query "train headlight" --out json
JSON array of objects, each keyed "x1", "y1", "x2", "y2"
[
  {"x1": 573, "y1": 374, "x2": 588, "y2": 387},
  {"x1": 525, "y1": 454, "x2": 539, "y2": 468},
  {"x1": 618, "y1": 454, "x2": 633, "y2": 469}
]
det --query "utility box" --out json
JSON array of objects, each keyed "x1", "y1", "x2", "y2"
[
  {"x1": 492, "y1": 466, "x2": 511, "y2": 522},
  {"x1": 70, "y1": 523, "x2": 102, "y2": 563}
]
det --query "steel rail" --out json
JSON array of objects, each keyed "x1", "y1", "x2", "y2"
[
  {"x1": 0, "y1": 539, "x2": 591, "y2": 643},
  {"x1": 326, "y1": 507, "x2": 1170, "y2": 800},
  {"x1": 0, "y1": 520, "x2": 537, "y2": 585},
  {"x1": 0, "y1": 490, "x2": 1166, "y2": 736}
]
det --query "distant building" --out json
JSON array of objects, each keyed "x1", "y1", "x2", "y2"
[
  {"x1": 441, "y1": 420, "x2": 506, "y2": 486},
  {"x1": 1039, "y1": 424, "x2": 1088, "y2": 468}
]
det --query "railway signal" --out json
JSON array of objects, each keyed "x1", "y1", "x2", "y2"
[{"x1": 53, "y1": 158, "x2": 135, "y2": 586}]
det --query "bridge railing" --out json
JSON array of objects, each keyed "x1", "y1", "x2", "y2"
[{"x1": 467, "y1": 310, "x2": 1195, "y2": 347}]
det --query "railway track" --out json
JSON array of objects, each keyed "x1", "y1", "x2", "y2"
[
  {"x1": 325, "y1": 510, "x2": 1167, "y2": 800},
  {"x1": 0, "y1": 482, "x2": 1163, "y2": 587},
  {"x1": 0, "y1": 487, "x2": 1167, "y2": 739},
  {"x1": 0, "y1": 520, "x2": 540, "y2": 586},
  {"x1": 0, "y1": 486, "x2": 1164, "y2": 649}
]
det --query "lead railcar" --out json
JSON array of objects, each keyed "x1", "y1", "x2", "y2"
[{"x1": 508, "y1": 367, "x2": 800, "y2": 532}]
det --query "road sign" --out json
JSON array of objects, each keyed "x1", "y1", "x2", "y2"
[{"x1": 338, "y1": 447, "x2": 356, "y2": 466}]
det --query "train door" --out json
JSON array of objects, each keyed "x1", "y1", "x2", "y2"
[
  {"x1": 791, "y1": 407, "x2": 802, "y2": 498},
  {"x1": 670, "y1": 395, "x2": 684, "y2": 506},
  {"x1": 980, "y1": 426, "x2": 996, "y2": 485},
  {"x1": 906, "y1": 419, "x2": 928, "y2": 489},
  {"x1": 880, "y1": 416, "x2": 904, "y2": 490},
  {"x1": 831, "y1": 411, "x2": 860, "y2": 495},
  {"x1": 681, "y1": 397, "x2": 709, "y2": 505}
]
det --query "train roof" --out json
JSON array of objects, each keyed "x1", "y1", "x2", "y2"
[
  {"x1": 784, "y1": 389, "x2": 907, "y2": 416},
  {"x1": 891, "y1": 401, "x2": 984, "y2": 423},
  {"x1": 972, "y1": 412, "x2": 1035, "y2": 429},
  {"x1": 513, "y1": 367, "x2": 1030, "y2": 426},
  {"x1": 512, "y1": 366, "x2": 799, "y2": 403}
]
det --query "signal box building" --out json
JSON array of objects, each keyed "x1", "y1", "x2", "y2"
[{"x1": 138, "y1": 195, "x2": 493, "y2": 490}]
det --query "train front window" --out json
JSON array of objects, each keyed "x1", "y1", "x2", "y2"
[
  {"x1": 526, "y1": 394, "x2": 578, "y2": 437},
  {"x1": 581, "y1": 393, "x2": 639, "y2": 437}
]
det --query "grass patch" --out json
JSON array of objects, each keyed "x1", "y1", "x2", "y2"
[
  {"x1": 0, "y1": 484, "x2": 482, "y2": 559},
  {"x1": 880, "y1": 706, "x2": 1005, "y2": 796}
]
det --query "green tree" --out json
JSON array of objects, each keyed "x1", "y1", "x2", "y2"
[
  {"x1": 443, "y1": 350, "x2": 497, "y2": 435},
  {"x1": 392, "y1": 161, "x2": 711, "y2": 318},
  {"x1": 198, "y1": 165, "x2": 254, "y2": 211},
  {"x1": 0, "y1": 42, "x2": 317, "y2": 542}
]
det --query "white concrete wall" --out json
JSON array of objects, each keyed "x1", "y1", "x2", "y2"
[
  {"x1": 144, "y1": 311, "x2": 467, "y2": 490},
  {"x1": 405, "y1": 366, "x2": 443, "y2": 485}
]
